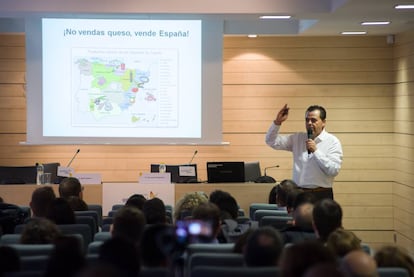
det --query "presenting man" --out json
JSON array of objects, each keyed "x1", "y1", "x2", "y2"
[{"x1": 265, "y1": 104, "x2": 343, "y2": 200}]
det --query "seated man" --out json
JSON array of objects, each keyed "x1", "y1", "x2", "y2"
[
  {"x1": 340, "y1": 250, "x2": 377, "y2": 277},
  {"x1": 111, "y1": 206, "x2": 146, "y2": 246},
  {"x1": 280, "y1": 202, "x2": 316, "y2": 244},
  {"x1": 244, "y1": 226, "x2": 283, "y2": 267},
  {"x1": 142, "y1": 197, "x2": 168, "y2": 224},
  {"x1": 59, "y1": 177, "x2": 83, "y2": 200},
  {"x1": 312, "y1": 198, "x2": 343, "y2": 243}
]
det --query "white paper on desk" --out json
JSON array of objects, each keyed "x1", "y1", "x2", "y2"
[
  {"x1": 139, "y1": 172, "x2": 171, "y2": 184},
  {"x1": 57, "y1": 166, "x2": 75, "y2": 177},
  {"x1": 179, "y1": 165, "x2": 196, "y2": 177},
  {"x1": 74, "y1": 173, "x2": 102, "y2": 184}
]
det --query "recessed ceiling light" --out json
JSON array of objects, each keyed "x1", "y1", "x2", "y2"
[
  {"x1": 395, "y1": 4, "x2": 414, "y2": 9},
  {"x1": 259, "y1": 15, "x2": 291, "y2": 19},
  {"x1": 247, "y1": 34, "x2": 258, "y2": 38},
  {"x1": 361, "y1": 21, "x2": 390, "y2": 25},
  {"x1": 341, "y1": 31, "x2": 367, "y2": 35}
]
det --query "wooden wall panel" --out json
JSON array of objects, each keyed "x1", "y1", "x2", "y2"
[
  {"x1": 393, "y1": 29, "x2": 414, "y2": 254},
  {"x1": 223, "y1": 47, "x2": 392, "y2": 61},
  {"x1": 1, "y1": 32, "x2": 413, "y2": 252},
  {"x1": 222, "y1": 36, "x2": 391, "y2": 48},
  {"x1": 353, "y1": 230, "x2": 395, "y2": 252}
]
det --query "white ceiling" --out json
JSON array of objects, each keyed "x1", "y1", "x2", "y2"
[{"x1": 0, "y1": 0, "x2": 413, "y2": 36}]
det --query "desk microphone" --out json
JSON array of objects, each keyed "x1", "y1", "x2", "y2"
[
  {"x1": 67, "y1": 149, "x2": 80, "y2": 167},
  {"x1": 188, "y1": 150, "x2": 198, "y2": 164},
  {"x1": 264, "y1": 165, "x2": 280, "y2": 176},
  {"x1": 255, "y1": 165, "x2": 279, "y2": 183}
]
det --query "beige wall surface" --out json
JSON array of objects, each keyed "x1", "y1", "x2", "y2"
[
  {"x1": 0, "y1": 32, "x2": 413, "y2": 253},
  {"x1": 392, "y1": 30, "x2": 414, "y2": 255}
]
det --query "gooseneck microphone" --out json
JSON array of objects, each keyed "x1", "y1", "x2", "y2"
[
  {"x1": 255, "y1": 165, "x2": 279, "y2": 183},
  {"x1": 188, "y1": 150, "x2": 198, "y2": 164},
  {"x1": 67, "y1": 149, "x2": 80, "y2": 167},
  {"x1": 307, "y1": 128, "x2": 313, "y2": 155},
  {"x1": 264, "y1": 165, "x2": 280, "y2": 176}
]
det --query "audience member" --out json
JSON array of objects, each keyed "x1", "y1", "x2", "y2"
[
  {"x1": 244, "y1": 226, "x2": 283, "y2": 267},
  {"x1": 280, "y1": 202, "x2": 316, "y2": 244},
  {"x1": 111, "y1": 206, "x2": 146, "y2": 245},
  {"x1": 191, "y1": 202, "x2": 221, "y2": 243},
  {"x1": 67, "y1": 195, "x2": 88, "y2": 211},
  {"x1": 29, "y1": 186, "x2": 56, "y2": 218},
  {"x1": 209, "y1": 190, "x2": 251, "y2": 243},
  {"x1": 174, "y1": 191, "x2": 208, "y2": 222},
  {"x1": 0, "y1": 245, "x2": 20, "y2": 275},
  {"x1": 140, "y1": 223, "x2": 176, "y2": 268},
  {"x1": 268, "y1": 185, "x2": 279, "y2": 204},
  {"x1": 98, "y1": 236, "x2": 141, "y2": 277},
  {"x1": 59, "y1": 177, "x2": 83, "y2": 199},
  {"x1": 339, "y1": 250, "x2": 378, "y2": 277},
  {"x1": 285, "y1": 187, "x2": 304, "y2": 214},
  {"x1": 44, "y1": 235, "x2": 86, "y2": 277},
  {"x1": 279, "y1": 240, "x2": 336, "y2": 277},
  {"x1": 233, "y1": 228, "x2": 254, "y2": 254},
  {"x1": 46, "y1": 197, "x2": 76, "y2": 225},
  {"x1": 20, "y1": 217, "x2": 61, "y2": 244},
  {"x1": 292, "y1": 191, "x2": 316, "y2": 210},
  {"x1": 276, "y1": 179, "x2": 299, "y2": 208},
  {"x1": 312, "y1": 198, "x2": 343, "y2": 242},
  {"x1": 326, "y1": 228, "x2": 362, "y2": 258},
  {"x1": 209, "y1": 190, "x2": 239, "y2": 220},
  {"x1": 142, "y1": 197, "x2": 168, "y2": 224},
  {"x1": 374, "y1": 245, "x2": 414, "y2": 277},
  {"x1": 125, "y1": 194, "x2": 147, "y2": 210}
]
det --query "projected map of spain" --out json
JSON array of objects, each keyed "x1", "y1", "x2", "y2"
[{"x1": 72, "y1": 47, "x2": 178, "y2": 128}]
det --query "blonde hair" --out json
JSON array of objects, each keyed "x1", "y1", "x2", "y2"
[
  {"x1": 326, "y1": 228, "x2": 361, "y2": 257},
  {"x1": 174, "y1": 191, "x2": 208, "y2": 221}
]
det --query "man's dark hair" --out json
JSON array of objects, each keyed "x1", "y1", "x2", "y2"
[
  {"x1": 112, "y1": 206, "x2": 146, "y2": 244},
  {"x1": 66, "y1": 196, "x2": 88, "y2": 211},
  {"x1": 277, "y1": 179, "x2": 298, "y2": 207},
  {"x1": 30, "y1": 186, "x2": 56, "y2": 217},
  {"x1": 280, "y1": 240, "x2": 336, "y2": 277},
  {"x1": 209, "y1": 190, "x2": 239, "y2": 220},
  {"x1": 268, "y1": 185, "x2": 279, "y2": 204},
  {"x1": 142, "y1": 198, "x2": 166, "y2": 224},
  {"x1": 286, "y1": 188, "x2": 304, "y2": 212},
  {"x1": 58, "y1": 177, "x2": 82, "y2": 199},
  {"x1": 125, "y1": 194, "x2": 147, "y2": 210},
  {"x1": 46, "y1": 198, "x2": 76, "y2": 225},
  {"x1": 244, "y1": 226, "x2": 283, "y2": 267},
  {"x1": 312, "y1": 199, "x2": 343, "y2": 242},
  {"x1": 306, "y1": 105, "x2": 327, "y2": 120},
  {"x1": 292, "y1": 191, "x2": 316, "y2": 210}
]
